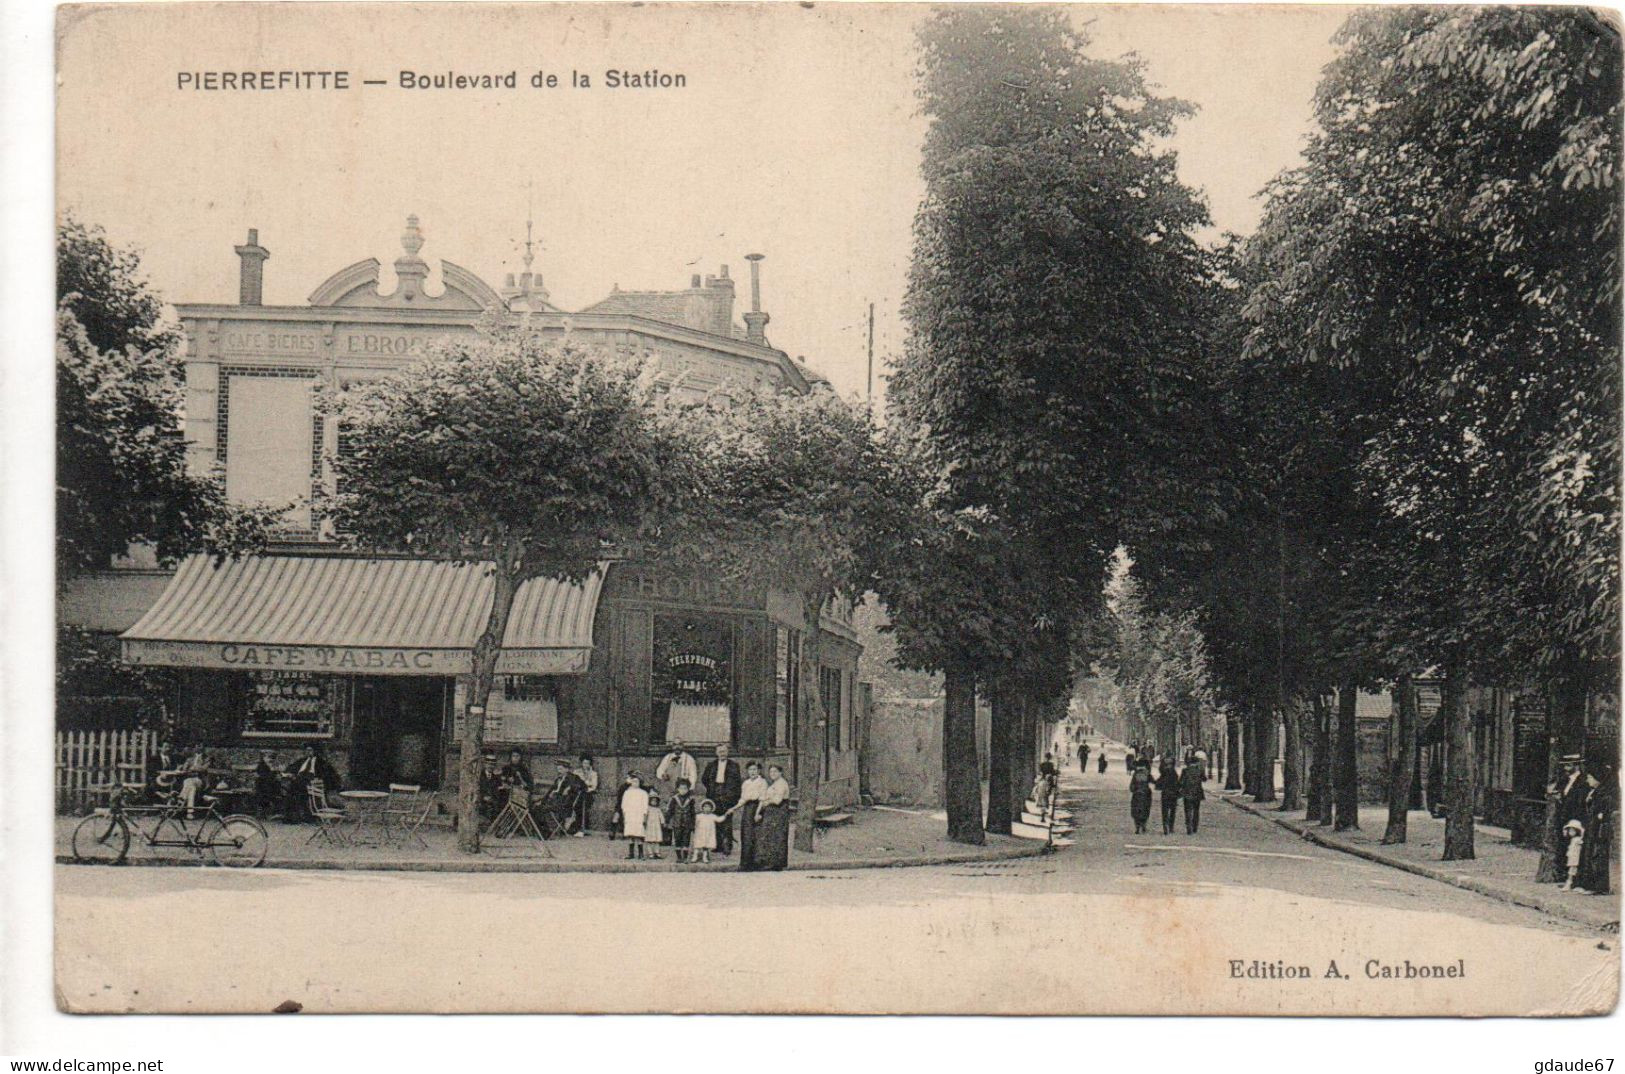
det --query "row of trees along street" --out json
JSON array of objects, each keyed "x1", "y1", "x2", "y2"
[
  {"x1": 59, "y1": 8, "x2": 1617, "y2": 865},
  {"x1": 884, "y1": 6, "x2": 1618, "y2": 872}
]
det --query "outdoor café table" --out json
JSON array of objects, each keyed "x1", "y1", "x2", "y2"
[{"x1": 339, "y1": 789, "x2": 390, "y2": 845}]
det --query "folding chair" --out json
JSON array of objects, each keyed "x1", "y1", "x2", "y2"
[
  {"x1": 484, "y1": 786, "x2": 551, "y2": 856},
  {"x1": 306, "y1": 779, "x2": 350, "y2": 847},
  {"x1": 382, "y1": 783, "x2": 434, "y2": 848},
  {"x1": 536, "y1": 791, "x2": 575, "y2": 840}
]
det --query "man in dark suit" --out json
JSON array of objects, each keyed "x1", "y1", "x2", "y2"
[
  {"x1": 700, "y1": 743, "x2": 743, "y2": 855},
  {"x1": 1179, "y1": 751, "x2": 1207, "y2": 834},
  {"x1": 283, "y1": 742, "x2": 341, "y2": 822}
]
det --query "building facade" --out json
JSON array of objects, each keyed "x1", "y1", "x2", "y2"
[{"x1": 81, "y1": 216, "x2": 863, "y2": 823}]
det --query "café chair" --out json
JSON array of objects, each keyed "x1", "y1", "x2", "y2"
[
  {"x1": 383, "y1": 783, "x2": 434, "y2": 848},
  {"x1": 306, "y1": 779, "x2": 350, "y2": 847}
]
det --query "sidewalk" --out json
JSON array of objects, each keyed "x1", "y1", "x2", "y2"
[
  {"x1": 1218, "y1": 792, "x2": 1620, "y2": 931},
  {"x1": 56, "y1": 805, "x2": 1042, "y2": 873}
]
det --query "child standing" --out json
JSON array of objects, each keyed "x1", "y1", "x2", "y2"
[
  {"x1": 644, "y1": 791, "x2": 665, "y2": 859},
  {"x1": 665, "y1": 779, "x2": 698, "y2": 863},
  {"x1": 1563, "y1": 820, "x2": 1585, "y2": 890},
  {"x1": 692, "y1": 800, "x2": 719, "y2": 864},
  {"x1": 620, "y1": 773, "x2": 649, "y2": 859}
]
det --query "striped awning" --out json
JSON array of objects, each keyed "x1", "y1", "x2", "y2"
[{"x1": 121, "y1": 554, "x2": 604, "y2": 676}]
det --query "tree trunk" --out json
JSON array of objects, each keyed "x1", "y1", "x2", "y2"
[
  {"x1": 1253, "y1": 708, "x2": 1277, "y2": 803},
  {"x1": 985, "y1": 678, "x2": 1015, "y2": 836},
  {"x1": 458, "y1": 560, "x2": 519, "y2": 854},
  {"x1": 1305, "y1": 695, "x2": 1323, "y2": 818},
  {"x1": 942, "y1": 660, "x2": 985, "y2": 845},
  {"x1": 1334, "y1": 683, "x2": 1360, "y2": 831},
  {"x1": 793, "y1": 593, "x2": 829, "y2": 854},
  {"x1": 1441, "y1": 659, "x2": 1476, "y2": 861},
  {"x1": 1381, "y1": 674, "x2": 1418, "y2": 845},
  {"x1": 1224, "y1": 712, "x2": 1242, "y2": 790},
  {"x1": 1314, "y1": 694, "x2": 1335, "y2": 826},
  {"x1": 1017, "y1": 687, "x2": 1040, "y2": 820},
  {"x1": 1248, "y1": 711, "x2": 1261, "y2": 796},
  {"x1": 1536, "y1": 672, "x2": 1587, "y2": 881},
  {"x1": 1279, "y1": 701, "x2": 1301, "y2": 812}
]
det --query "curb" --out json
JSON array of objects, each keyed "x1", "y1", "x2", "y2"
[
  {"x1": 1216, "y1": 792, "x2": 1619, "y2": 932},
  {"x1": 55, "y1": 838, "x2": 1045, "y2": 875}
]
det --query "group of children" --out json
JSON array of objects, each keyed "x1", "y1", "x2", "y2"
[{"x1": 616, "y1": 774, "x2": 721, "y2": 863}]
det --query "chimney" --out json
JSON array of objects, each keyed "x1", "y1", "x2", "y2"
[
  {"x1": 234, "y1": 228, "x2": 269, "y2": 306},
  {"x1": 743, "y1": 253, "x2": 769, "y2": 345}
]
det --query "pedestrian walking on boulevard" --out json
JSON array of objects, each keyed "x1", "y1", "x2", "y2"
[
  {"x1": 1098, "y1": 749, "x2": 1109, "y2": 774},
  {"x1": 1129, "y1": 763, "x2": 1153, "y2": 834},
  {"x1": 1180, "y1": 751, "x2": 1207, "y2": 834},
  {"x1": 1079, "y1": 742, "x2": 1090, "y2": 772},
  {"x1": 1156, "y1": 757, "x2": 1180, "y2": 835}
]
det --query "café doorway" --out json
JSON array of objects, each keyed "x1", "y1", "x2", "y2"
[{"x1": 350, "y1": 676, "x2": 447, "y2": 789}]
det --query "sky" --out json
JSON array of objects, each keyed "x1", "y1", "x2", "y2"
[{"x1": 56, "y1": 4, "x2": 1348, "y2": 403}]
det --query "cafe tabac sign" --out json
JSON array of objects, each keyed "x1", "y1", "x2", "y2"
[{"x1": 122, "y1": 639, "x2": 591, "y2": 676}]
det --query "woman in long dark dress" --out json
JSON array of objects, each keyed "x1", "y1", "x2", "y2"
[
  {"x1": 1155, "y1": 758, "x2": 1180, "y2": 835},
  {"x1": 1129, "y1": 763, "x2": 1153, "y2": 834},
  {"x1": 1097, "y1": 749, "x2": 1109, "y2": 774},
  {"x1": 733, "y1": 762, "x2": 766, "y2": 871},
  {"x1": 1576, "y1": 771, "x2": 1614, "y2": 895},
  {"x1": 754, "y1": 763, "x2": 793, "y2": 871}
]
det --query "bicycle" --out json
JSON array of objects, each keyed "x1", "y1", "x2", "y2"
[{"x1": 71, "y1": 781, "x2": 269, "y2": 867}]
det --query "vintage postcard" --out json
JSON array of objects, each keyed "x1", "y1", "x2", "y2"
[{"x1": 49, "y1": 1, "x2": 1619, "y2": 1017}]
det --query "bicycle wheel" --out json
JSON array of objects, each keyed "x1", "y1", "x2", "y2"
[
  {"x1": 71, "y1": 813, "x2": 130, "y2": 864},
  {"x1": 206, "y1": 815, "x2": 268, "y2": 868}
]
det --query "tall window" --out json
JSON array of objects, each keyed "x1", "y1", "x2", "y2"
[
  {"x1": 224, "y1": 374, "x2": 316, "y2": 531},
  {"x1": 774, "y1": 627, "x2": 797, "y2": 748},
  {"x1": 652, "y1": 614, "x2": 736, "y2": 744},
  {"x1": 820, "y1": 666, "x2": 843, "y2": 752}
]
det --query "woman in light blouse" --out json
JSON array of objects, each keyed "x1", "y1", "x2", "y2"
[
  {"x1": 732, "y1": 762, "x2": 767, "y2": 871},
  {"x1": 754, "y1": 763, "x2": 793, "y2": 871}
]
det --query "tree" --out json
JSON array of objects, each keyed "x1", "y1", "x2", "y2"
[
  {"x1": 892, "y1": 8, "x2": 1215, "y2": 839},
  {"x1": 1239, "y1": 8, "x2": 1620, "y2": 862},
  {"x1": 683, "y1": 385, "x2": 919, "y2": 853},
  {"x1": 321, "y1": 327, "x2": 690, "y2": 852},
  {"x1": 56, "y1": 215, "x2": 280, "y2": 580}
]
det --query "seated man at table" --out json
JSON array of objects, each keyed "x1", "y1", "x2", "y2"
[
  {"x1": 282, "y1": 742, "x2": 341, "y2": 822},
  {"x1": 253, "y1": 751, "x2": 281, "y2": 818},
  {"x1": 540, "y1": 758, "x2": 586, "y2": 837}
]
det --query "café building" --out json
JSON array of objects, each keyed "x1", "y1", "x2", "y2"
[{"x1": 111, "y1": 217, "x2": 864, "y2": 821}]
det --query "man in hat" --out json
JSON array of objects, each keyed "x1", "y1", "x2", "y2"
[
  {"x1": 656, "y1": 739, "x2": 699, "y2": 797},
  {"x1": 541, "y1": 757, "x2": 587, "y2": 837},
  {"x1": 1554, "y1": 754, "x2": 1588, "y2": 825}
]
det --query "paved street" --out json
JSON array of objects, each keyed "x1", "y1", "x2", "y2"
[{"x1": 56, "y1": 760, "x2": 1616, "y2": 1015}]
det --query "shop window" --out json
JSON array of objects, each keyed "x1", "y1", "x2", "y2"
[
  {"x1": 820, "y1": 666, "x2": 843, "y2": 752},
  {"x1": 453, "y1": 676, "x2": 560, "y2": 743},
  {"x1": 652, "y1": 614, "x2": 735, "y2": 744},
  {"x1": 239, "y1": 670, "x2": 339, "y2": 738}
]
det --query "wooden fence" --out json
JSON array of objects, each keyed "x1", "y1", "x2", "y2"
[{"x1": 55, "y1": 728, "x2": 156, "y2": 813}]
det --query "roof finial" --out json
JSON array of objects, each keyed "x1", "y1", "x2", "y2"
[
  {"x1": 401, "y1": 214, "x2": 425, "y2": 258},
  {"x1": 522, "y1": 180, "x2": 536, "y2": 274}
]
